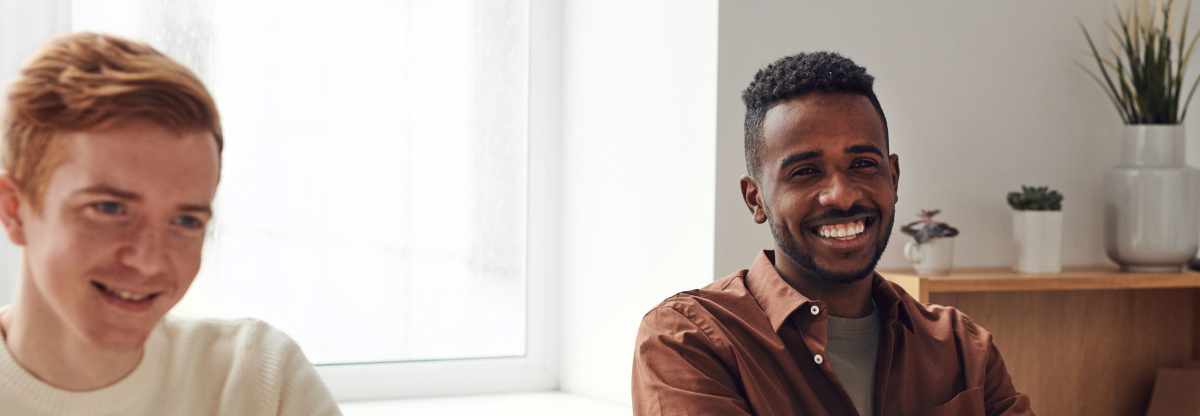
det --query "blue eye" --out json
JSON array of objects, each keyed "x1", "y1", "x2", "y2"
[
  {"x1": 93, "y1": 201, "x2": 125, "y2": 214},
  {"x1": 174, "y1": 216, "x2": 203, "y2": 229}
]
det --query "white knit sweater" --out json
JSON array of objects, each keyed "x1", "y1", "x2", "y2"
[{"x1": 0, "y1": 314, "x2": 342, "y2": 415}]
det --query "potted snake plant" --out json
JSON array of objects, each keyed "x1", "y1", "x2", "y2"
[{"x1": 1079, "y1": 0, "x2": 1200, "y2": 271}]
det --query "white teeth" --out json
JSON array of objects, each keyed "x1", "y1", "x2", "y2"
[
  {"x1": 103, "y1": 286, "x2": 149, "y2": 301},
  {"x1": 818, "y1": 220, "x2": 866, "y2": 239}
]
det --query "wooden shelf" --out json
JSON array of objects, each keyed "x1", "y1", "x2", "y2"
[
  {"x1": 879, "y1": 266, "x2": 1200, "y2": 303},
  {"x1": 878, "y1": 266, "x2": 1200, "y2": 415}
]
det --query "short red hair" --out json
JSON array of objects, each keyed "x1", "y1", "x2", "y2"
[{"x1": 2, "y1": 32, "x2": 221, "y2": 210}]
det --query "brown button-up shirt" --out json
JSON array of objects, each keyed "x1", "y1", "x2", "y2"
[{"x1": 632, "y1": 251, "x2": 1033, "y2": 416}]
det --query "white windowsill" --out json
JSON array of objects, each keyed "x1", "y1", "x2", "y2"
[{"x1": 339, "y1": 391, "x2": 632, "y2": 416}]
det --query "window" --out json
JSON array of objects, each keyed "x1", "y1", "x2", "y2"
[{"x1": 63, "y1": 0, "x2": 559, "y2": 399}]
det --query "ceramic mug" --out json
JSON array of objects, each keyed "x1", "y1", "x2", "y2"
[{"x1": 903, "y1": 237, "x2": 954, "y2": 276}]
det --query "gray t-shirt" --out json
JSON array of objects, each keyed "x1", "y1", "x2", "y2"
[{"x1": 826, "y1": 302, "x2": 880, "y2": 416}]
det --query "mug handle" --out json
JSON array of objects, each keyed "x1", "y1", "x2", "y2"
[{"x1": 904, "y1": 241, "x2": 921, "y2": 263}]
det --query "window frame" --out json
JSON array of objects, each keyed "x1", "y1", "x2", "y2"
[{"x1": 3, "y1": 0, "x2": 563, "y2": 401}]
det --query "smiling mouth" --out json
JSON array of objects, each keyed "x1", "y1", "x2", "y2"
[
  {"x1": 811, "y1": 217, "x2": 874, "y2": 241},
  {"x1": 91, "y1": 281, "x2": 159, "y2": 302}
]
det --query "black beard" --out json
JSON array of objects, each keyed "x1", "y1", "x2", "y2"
[{"x1": 765, "y1": 204, "x2": 894, "y2": 284}]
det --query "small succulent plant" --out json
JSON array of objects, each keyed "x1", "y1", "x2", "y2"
[
  {"x1": 900, "y1": 209, "x2": 960, "y2": 244},
  {"x1": 1006, "y1": 186, "x2": 1063, "y2": 211}
]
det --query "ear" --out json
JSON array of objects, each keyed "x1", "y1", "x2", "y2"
[
  {"x1": 888, "y1": 153, "x2": 900, "y2": 201},
  {"x1": 0, "y1": 175, "x2": 28, "y2": 246},
  {"x1": 740, "y1": 175, "x2": 768, "y2": 224}
]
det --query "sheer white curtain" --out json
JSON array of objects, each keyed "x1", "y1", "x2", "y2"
[
  {"x1": 72, "y1": 0, "x2": 530, "y2": 365},
  {"x1": 0, "y1": 0, "x2": 69, "y2": 306}
]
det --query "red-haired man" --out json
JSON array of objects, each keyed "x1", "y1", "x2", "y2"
[{"x1": 0, "y1": 33, "x2": 340, "y2": 415}]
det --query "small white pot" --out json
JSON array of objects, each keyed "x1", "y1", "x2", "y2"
[
  {"x1": 1012, "y1": 210, "x2": 1063, "y2": 274},
  {"x1": 903, "y1": 237, "x2": 954, "y2": 276}
]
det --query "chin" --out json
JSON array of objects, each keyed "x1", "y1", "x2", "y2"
[
  {"x1": 86, "y1": 326, "x2": 156, "y2": 351},
  {"x1": 779, "y1": 234, "x2": 887, "y2": 284},
  {"x1": 807, "y1": 261, "x2": 876, "y2": 283},
  {"x1": 75, "y1": 311, "x2": 163, "y2": 351}
]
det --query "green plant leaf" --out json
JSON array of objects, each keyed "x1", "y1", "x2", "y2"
[
  {"x1": 1083, "y1": 0, "x2": 1199, "y2": 123},
  {"x1": 1084, "y1": 22, "x2": 1134, "y2": 120},
  {"x1": 1180, "y1": 68, "x2": 1200, "y2": 118},
  {"x1": 1077, "y1": 61, "x2": 1133, "y2": 122}
]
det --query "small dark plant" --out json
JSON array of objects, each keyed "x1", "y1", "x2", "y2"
[
  {"x1": 1007, "y1": 186, "x2": 1063, "y2": 211},
  {"x1": 900, "y1": 209, "x2": 960, "y2": 244}
]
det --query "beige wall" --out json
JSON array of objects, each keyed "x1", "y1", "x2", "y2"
[{"x1": 715, "y1": 0, "x2": 1200, "y2": 277}]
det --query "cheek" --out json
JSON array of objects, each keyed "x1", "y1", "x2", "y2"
[
  {"x1": 23, "y1": 222, "x2": 110, "y2": 304},
  {"x1": 876, "y1": 169, "x2": 899, "y2": 196},
  {"x1": 879, "y1": 185, "x2": 899, "y2": 206},
  {"x1": 166, "y1": 237, "x2": 205, "y2": 287},
  {"x1": 770, "y1": 193, "x2": 814, "y2": 228},
  {"x1": 858, "y1": 173, "x2": 896, "y2": 203}
]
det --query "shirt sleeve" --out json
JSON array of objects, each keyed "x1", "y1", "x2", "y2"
[
  {"x1": 246, "y1": 321, "x2": 342, "y2": 416},
  {"x1": 274, "y1": 336, "x2": 343, "y2": 416},
  {"x1": 632, "y1": 306, "x2": 754, "y2": 416},
  {"x1": 981, "y1": 338, "x2": 1034, "y2": 416}
]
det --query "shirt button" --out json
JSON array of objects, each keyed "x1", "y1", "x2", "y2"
[
  {"x1": 814, "y1": 354, "x2": 824, "y2": 364},
  {"x1": 810, "y1": 305, "x2": 820, "y2": 315}
]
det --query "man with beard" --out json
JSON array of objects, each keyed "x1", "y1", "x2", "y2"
[{"x1": 631, "y1": 52, "x2": 1033, "y2": 416}]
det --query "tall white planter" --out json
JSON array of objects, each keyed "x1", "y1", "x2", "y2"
[
  {"x1": 1013, "y1": 210, "x2": 1063, "y2": 274},
  {"x1": 1104, "y1": 125, "x2": 1200, "y2": 272}
]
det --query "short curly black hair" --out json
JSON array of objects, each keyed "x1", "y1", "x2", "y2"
[{"x1": 742, "y1": 51, "x2": 887, "y2": 178}]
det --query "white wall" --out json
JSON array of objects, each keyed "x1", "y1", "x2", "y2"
[
  {"x1": 715, "y1": 0, "x2": 1200, "y2": 276},
  {"x1": 558, "y1": 0, "x2": 718, "y2": 405}
]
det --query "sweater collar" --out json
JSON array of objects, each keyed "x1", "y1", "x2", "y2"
[{"x1": 0, "y1": 305, "x2": 164, "y2": 414}]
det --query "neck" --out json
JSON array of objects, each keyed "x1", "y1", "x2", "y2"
[
  {"x1": 1, "y1": 274, "x2": 144, "y2": 391},
  {"x1": 771, "y1": 248, "x2": 875, "y2": 319}
]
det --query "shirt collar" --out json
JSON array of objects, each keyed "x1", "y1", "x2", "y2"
[
  {"x1": 871, "y1": 268, "x2": 917, "y2": 333},
  {"x1": 744, "y1": 250, "x2": 916, "y2": 334}
]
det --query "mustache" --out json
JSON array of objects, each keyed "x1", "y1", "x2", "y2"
[{"x1": 807, "y1": 204, "x2": 879, "y2": 224}]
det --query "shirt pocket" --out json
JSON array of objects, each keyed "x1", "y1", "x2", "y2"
[{"x1": 911, "y1": 386, "x2": 985, "y2": 416}]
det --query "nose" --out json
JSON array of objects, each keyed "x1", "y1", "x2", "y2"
[
  {"x1": 817, "y1": 172, "x2": 862, "y2": 211},
  {"x1": 119, "y1": 222, "x2": 170, "y2": 277}
]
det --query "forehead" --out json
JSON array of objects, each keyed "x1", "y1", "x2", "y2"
[
  {"x1": 759, "y1": 92, "x2": 886, "y2": 167},
  {"x1": 47, "y1": 120, "x2": 220, "y2": 203}
]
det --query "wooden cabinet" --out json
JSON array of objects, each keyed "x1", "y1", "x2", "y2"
[{"x1": 880, "y1": 267, "x2": 1200, "y2": 416}]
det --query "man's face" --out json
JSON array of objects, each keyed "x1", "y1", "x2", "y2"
[
  {"x1": 11, "y1": 119, "x2": 219, "y2": 350},
  {"x1": 743, "y1": 92, "x2": 899, "y2": 283}
]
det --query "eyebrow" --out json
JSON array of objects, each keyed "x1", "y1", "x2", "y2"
[
  {"x1": 76, "y1": 185, "x2": 141, "y2": 201},
  {"x1": 75, "y1": 185, "x2": 212, "y2": 215},
  {"x1": 846, "y1": 144, "x2": 885, "y2": 157},
  {"x1": 779, "y1": 151, "x2": 822, "y2": 170},
  {"x1": 179, "y1": 204, "x2": 213, "y2": 215}
]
